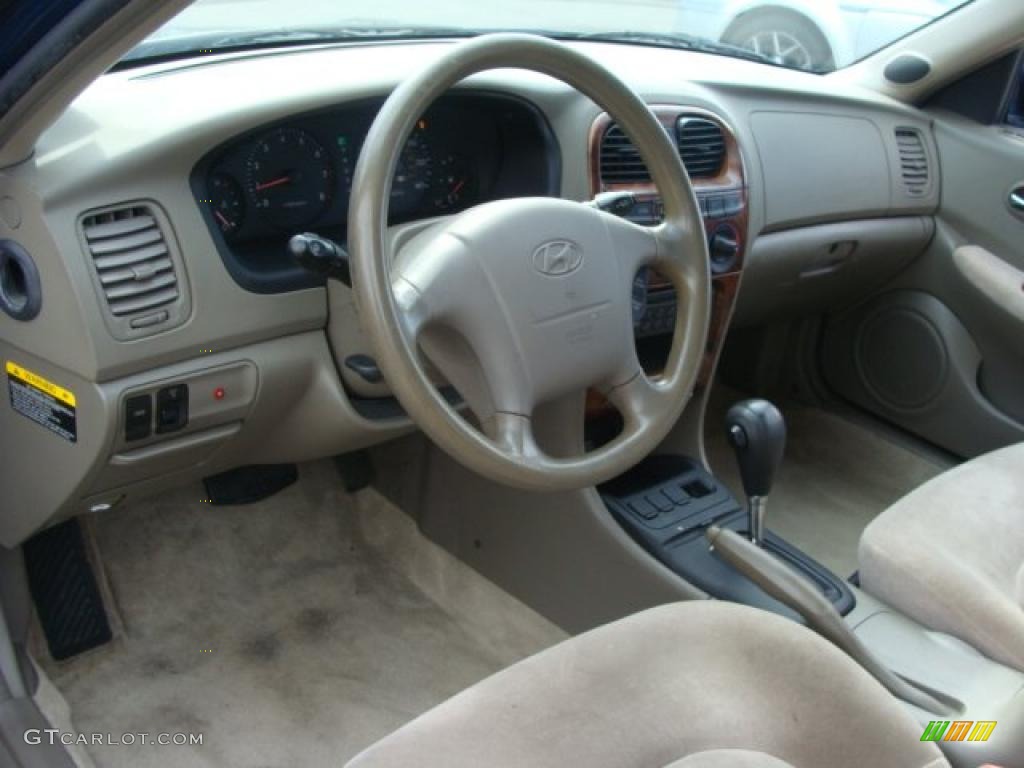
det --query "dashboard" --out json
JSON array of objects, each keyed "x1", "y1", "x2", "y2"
[
  {"x1": 193, "y1": 93, "x2": 559, "y2": 292},
  {"x1": 0, "y1": 38, "x2": 941, "y2": 546}
]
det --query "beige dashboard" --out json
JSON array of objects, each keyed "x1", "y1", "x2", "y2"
[{"x1": 0, "y1": 39, "x2": 939, "y2": 547}]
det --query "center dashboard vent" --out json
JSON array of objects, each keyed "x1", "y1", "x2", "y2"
[
  {"x1": 600, "y1": 124, "x2": 651, "y2": 184},
  {"x1": 599, "y1": 115, "x2": 726, "y2": 185},
  {"x1": 80, "y1": 204, "x2": 189, "y2": 338},
  {"x1": 894, "y1": 128, "x2": 930, "y2": 197},
  {"x1": 676, "y1": 117, "x2": 727, "y2": 179}
]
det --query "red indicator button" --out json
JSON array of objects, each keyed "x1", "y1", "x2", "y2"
[{"x1": 213, "y1": 387, "x2": 226, "y2": 401}]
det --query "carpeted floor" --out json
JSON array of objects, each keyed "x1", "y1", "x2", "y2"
[
  {"x1": 39, "y1": 460, "x2": 566, "y2": 768},
  {"x1": 37, "y1": 397, "x2": 949, "y2": 767},
  {"x1": 704, "y1": 389, "x2": 947, "y2": 578}
]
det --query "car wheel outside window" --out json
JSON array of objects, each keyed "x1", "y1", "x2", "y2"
[{"x1": 723, "y1": 10, "x2": 835, "y2": 72}]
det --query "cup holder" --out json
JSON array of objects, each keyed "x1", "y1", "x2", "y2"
[{"x1": 0, "y1": 240, "x2": 42, "y2": 321}]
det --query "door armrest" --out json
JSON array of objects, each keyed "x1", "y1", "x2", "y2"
[{"x1": 952, "y1": 245, "x2": 1024, "y2": 325}]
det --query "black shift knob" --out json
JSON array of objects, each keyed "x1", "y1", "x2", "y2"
[{"x1": 725, "y1": 399, "x2": 786, "y2": 498}]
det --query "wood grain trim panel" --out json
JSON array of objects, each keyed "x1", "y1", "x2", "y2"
[{"x1": 699, "y1": 272, "x2": 741, "y2": 389}]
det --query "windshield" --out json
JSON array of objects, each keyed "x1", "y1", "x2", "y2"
[{"x1": 126, "y1": 0, "x2": 974, "y2": 73}]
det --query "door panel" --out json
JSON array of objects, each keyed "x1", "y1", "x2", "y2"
[{"x1": 823, "y1": 111, "x2": 1024, "y2": 458}]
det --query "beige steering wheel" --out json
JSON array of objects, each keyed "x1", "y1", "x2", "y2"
[{"x1": 348, "y1": 33, "x2": 710, "y2": 492}]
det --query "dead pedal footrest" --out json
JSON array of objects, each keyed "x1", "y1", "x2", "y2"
[{"x1": 23, "y1": 519, "x2": 112, "y2": 661}]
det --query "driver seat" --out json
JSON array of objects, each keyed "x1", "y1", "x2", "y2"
[{"x1": 345, "y1": 602, "x2": 946, "y2": 768}]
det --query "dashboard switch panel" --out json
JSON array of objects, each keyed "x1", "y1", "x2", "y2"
[
  {"x1": 124, "y1": 395, "x2": 152, "y2": 442},
  {"x1": 155, "y1": 384, "x2": 189, "y2": 434},
  {"x1": 117, "y1": 362, "x2": 258, "y2": 452}
]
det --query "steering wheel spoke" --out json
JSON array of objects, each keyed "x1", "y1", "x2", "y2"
[
  {"x1": 604, "y1": 370, "x2": 667, "y2": 431},
  {"x1": 596, "y1": 208, "x2": 661, "y2": 277},
  {"x1": 389, "y1": 222, "x2": 469, "y2": 337},
  {"x1": 484, "y1": 412, "x2": 540, "y2": 458},
  {"x1": 391, "y1": 276, "x2": 436, "y2": 343},
  {"x1": 392, "y1": 220, "x2": 540, "y2": 424}
]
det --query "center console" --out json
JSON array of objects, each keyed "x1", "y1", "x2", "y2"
[
  {"x1": 587, "y1": 109, "x2": 858, "y2": 618},
  {"x1": 600, "y1": 454, "x2": 856, "y2": 620},
  {"x1": 601, "y1": 393, "x2": 857, "y2": 621}
]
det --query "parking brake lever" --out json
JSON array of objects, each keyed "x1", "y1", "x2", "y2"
[
  {"x1": 288, "y1": 232, "x2": 351, "y2": 286},
  {"x1": 706, "y1": 526, "x2": 958, "y2": 716}
]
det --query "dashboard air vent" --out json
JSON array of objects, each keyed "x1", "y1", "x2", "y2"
[
  {"x1": 81, "y1": 206, "x2": 180, "y2": 319},
  {"x1": 599, "y1": 124, "x2": 651, "y2": 184},
  {"x1": 895, "y1": 128, "x2": 930, "y2": 197},
  {"x1": 676, "y1": 117, "x2": 726, "y2": 179},
  {"x1": 599, "y1": 115, "x2": 727, "y2": 185}
]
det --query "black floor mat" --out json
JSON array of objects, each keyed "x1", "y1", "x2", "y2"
[
  {"x1": 23, "y1": 519, "x2": 112, "y2": 661},
  {"x1": 203, "y1": 464, "x2": 298, "y2": 505}
]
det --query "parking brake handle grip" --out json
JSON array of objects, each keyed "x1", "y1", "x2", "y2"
[{"x1": 706, "y1": 526, "x2": 958, "y2": 717}]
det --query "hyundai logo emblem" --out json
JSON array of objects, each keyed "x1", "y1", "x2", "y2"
[{"x1": 532, "y1": 240, "x2": 583, "y2": 276}]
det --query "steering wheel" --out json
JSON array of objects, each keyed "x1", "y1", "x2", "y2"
[{"x1": 348, "y1": 33, "x2": 710, "y2": 492}]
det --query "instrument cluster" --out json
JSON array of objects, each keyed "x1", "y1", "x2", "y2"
[
  {"x1": 196, "y1": 94, "x2": 558, "y2": 294},
  {"x1": 209, "y1": 118, "x2": 482, "y2": 239}
]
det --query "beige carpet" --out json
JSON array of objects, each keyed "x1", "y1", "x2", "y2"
[
  {"x1": 39, "y1": 460, "x2": 566, "y2": 768},
  {"x1": 704, "y1": 390, "x2": 947, "y2": 578}
]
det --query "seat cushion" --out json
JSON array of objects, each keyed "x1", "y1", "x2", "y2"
[
  {"x1": 1017, "y1": 562, "x2": 1024, "y2": 607},
  {"x1": 346, "y1": 601, "x2": 946, "y2": 768},
  {"x1": 859, "y1": 442, "x2": 1024, "y2": 671},
  {"x1": 665, "y1": 750, "x2": 794, "y2": 767}
]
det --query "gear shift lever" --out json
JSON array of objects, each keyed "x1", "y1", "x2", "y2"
[{"x1": 725, "y1": 399, "x2": 786, "y2": 545}]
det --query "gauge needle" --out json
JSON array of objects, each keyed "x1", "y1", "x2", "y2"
[
  {"x1": 450, "y1": 179, "x2": 466, "y2": 197},
  {"x1": 214, "y1": 210, "x2": 232, "y2": 229},
  {"x1": 255, "y1": 175, "x2": 292, "y2": 192}
]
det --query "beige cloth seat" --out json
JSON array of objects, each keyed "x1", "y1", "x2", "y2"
[
  {"x1": 346, "y1": 602, "x2": 945, "y2": 768},
  {"x1": 859, "y1": 442, "x2": 1024, "y2": 671},
  {"x1": 665, "y1": 751, "x2": 794, "y2": 767}
]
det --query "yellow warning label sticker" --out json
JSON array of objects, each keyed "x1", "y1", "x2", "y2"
[{"x1": 5, "y1": 361, "x2": 77, "y2": 408}]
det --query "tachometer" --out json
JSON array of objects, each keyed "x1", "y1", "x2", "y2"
[{"x1": 246, "y1": 128, "x2": 332, "y2": 230}]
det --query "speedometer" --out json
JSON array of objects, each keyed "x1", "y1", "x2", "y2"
[{"x1": 246, "y1": 128, "x2": 333, "y2": 230}]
